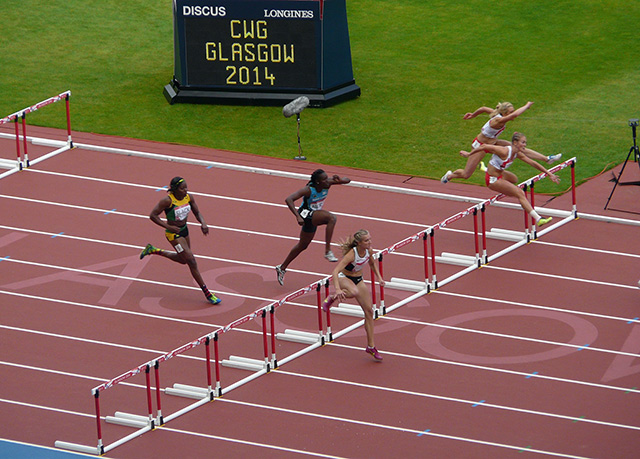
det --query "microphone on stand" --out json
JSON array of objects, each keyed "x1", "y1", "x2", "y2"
[
  {"x1": 283, "y1": 96, "x2": 310, "y2": 118},
  {"x1": 283, "y1": 97, "x2": 310, "y2": 160}
]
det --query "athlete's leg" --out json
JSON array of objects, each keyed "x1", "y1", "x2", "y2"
[
  {"x1": 488, "y1": 178, "x2": 533, "y2": 214},
  {"x1": 311, "y1": 210, "x2": 338, "y2": 259},
  {"x1": 349, "y1": 280, "x2": 376, "y2": 348},
  {"x1": 447, "y1": 152, "x2": 487, "y2": 180},
  {"x1": 280, "y1": 228, "x2": 315, "y2": 271}
]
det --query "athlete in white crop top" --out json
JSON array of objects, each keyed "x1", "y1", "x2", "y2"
[
  {"x1": 442, "y1": 101, "x2": 562, "y2": 183},
  {"x1": 322, "y1": 230, "x2": 386, "y2": 361},
  {"x1": 460, "y1": 132, "x2": 560, "y2": 227}
]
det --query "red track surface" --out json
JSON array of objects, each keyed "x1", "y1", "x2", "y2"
[{"x1": 1, "y1": 126, "x2": 639, "y2": 458}]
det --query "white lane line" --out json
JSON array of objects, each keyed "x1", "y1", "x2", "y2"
[
  {"x1": 485, "y1": 265, "x2": 638, "y2": 289},
  {"x1": 275, "y1": 368, "x2": 640, "y2": 431},
  {"x1": 434, "y1": 290, "x2": 638, "y2": 323},
  {"x1": 217, "y1": 398, "x2": 592, "y2": 459}
]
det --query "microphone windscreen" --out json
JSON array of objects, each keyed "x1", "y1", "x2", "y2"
[{"x1": 283, "y1": 96, "x2": 310, "y2": 118}]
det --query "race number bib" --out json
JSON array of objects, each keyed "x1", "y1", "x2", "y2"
[
  {"x1": 299, "y1": 209, "x2": 311, "y2": 219},
  {"x1": 174, "y1": 204, "x2": 191, "y2": 221}
]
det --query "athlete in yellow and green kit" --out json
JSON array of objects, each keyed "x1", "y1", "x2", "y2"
[{"x1": 140, "y1": 176, "x2": 221, "y2": 304}]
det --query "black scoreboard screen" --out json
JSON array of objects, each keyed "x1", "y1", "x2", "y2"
[
  {"x1": 181, "y1": 1, "x2": 319, "y2": 89},
  {"x1": 164, "y1": 0, "x2": 360, "y2": 106}
]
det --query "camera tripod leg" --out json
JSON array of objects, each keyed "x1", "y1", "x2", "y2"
[{"x1": 604, "y1": 146, "x2": 638, "y2": 209}]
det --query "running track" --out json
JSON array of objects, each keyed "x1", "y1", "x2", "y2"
[{"x1": 1, "y1": 127, "x2": 639, "y2": 458}]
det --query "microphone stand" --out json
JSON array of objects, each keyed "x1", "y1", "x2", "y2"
[{"x1": 295, "y1": 113, "x2": 306, "y2": 160}]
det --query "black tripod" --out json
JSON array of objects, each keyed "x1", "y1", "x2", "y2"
[{"x1": 604, "y1": 118, "x2": 640, "y2": 210}]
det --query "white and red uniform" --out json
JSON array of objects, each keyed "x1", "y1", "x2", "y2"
[
  {"x1": 485, "y1": 145, "x2": 517, "y2": 186},
  {"x1": 472, "y1": 114, "x2": 505, "y2": 150}
]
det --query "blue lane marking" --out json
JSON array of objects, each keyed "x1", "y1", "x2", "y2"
[
  {"x1": 0, "y1": 256, "x2": 9, "y2": 261},
  {"x1": 155, "y1": 185, "x2": 168, "y2": 192},
  {"x1": 472, "y1": 400, "x2": 486, "y2": 407},
  {"x1": 417, "y1": 429, "x2": 431, "y2": 437},
  {"x1": 104, "y1": 208, "x2": 116, "y2": 215},
  {"x1": 627, "y1": 317, "x2": 639, "y2": 325},
  {"x1": 526, "y1": 371, "x2": 539, "y2": 379},
  {"x1": 207, "y1": 165, "x2": 214, "y2": 169},
  {"x1": 51, "y1": 232, "x2": 64, "y2": 238},
  {"x1": 577, "y1": 344, "x2": 590, "y2": 351}
]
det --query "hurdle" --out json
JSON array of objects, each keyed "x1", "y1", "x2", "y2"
[
  {"x1": 0, "y1": 91, "x2": 73, "y2": 176},
  {"x1": 55, "y1": 157, "x2": 578, "y2": 456},
  {"x1": 387, "y1": 158, "x2": 577, "y2": 291}
]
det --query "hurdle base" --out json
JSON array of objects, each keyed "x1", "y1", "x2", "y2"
[
  {"x1": 387, "y1": 278, "x2": 427, "y2": 292},
  {"x1": 487, "y1": 228, "x2": 526, "y2": 242},
  {"x1": 436, "y1": 252, "x2": 477, "y2": 267},
  {"x1": 54, "y1": 441, "x2": 101, "y2": 455},
  {"x1": 221, "y1": 355, "x2": 266, "y2": 372},
  {"x1": 105, "y1": 412, "x2": 150, "y2": 429},
  {"x1": 330, "y1": 303, "x2": 365, "y2": 318},
  {"x1": 166, "y1": 383, "x2": 211, "y2": 400},
  {"x1": 276, "y1": 329, "x2": 320, "y2": 344}
]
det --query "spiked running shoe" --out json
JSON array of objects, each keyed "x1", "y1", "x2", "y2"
[
  {"x1": 275, "y1": 265, "x2": 286, "y2": 286},
  {"x1": 547, "y1": 154, "x2": 562, "y2": 164},
  {"x1": 324, "y1": 251, "x2": 338, "y2": 262},
  {"x1": 365, "y1": 346, "x2": 383, "y2": 361},
  {"x1": 479, "y1": 161, "x2": 487, "y2": 172},
  {"x1": 440, "y1": 170, "x2": 451, "y2": 184},
  {"x1": 322, "y1": 295, "x2": 335, "y2": 312},
  {"x1": 537, "y1": 216, "x2": 553, "y2": 227},
  {"x1": 140, "y1": 243, "x2": 157, "y2": 259},
  {"x1": 206, "y1": 293, "x2": 221, "y2": 305}
]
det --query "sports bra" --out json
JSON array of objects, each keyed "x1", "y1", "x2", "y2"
[
  {"x1": 480, "y1": 114, "x2": 505, "y2": 139},
  {"x1": 344, "y1": 248, "x2": 369, "y2": 273},
  {"x1": 488, "y1": 145, "x2": 517, "y2": 171}
]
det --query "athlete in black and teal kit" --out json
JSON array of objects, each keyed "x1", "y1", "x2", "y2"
[
  {"x1": 140, "y1": 176, "x2": 221, "y2": 304},
  {"x1": 275, "y1": 169, "x2": 350, "y2": 285}
]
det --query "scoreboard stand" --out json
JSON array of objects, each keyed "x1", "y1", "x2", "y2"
[{"x1": 164, "y1": 0, "x2": 360, "y2": 107}]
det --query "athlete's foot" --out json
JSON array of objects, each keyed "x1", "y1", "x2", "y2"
[
  {"x1": 365, "y1": 346, "x2": 383, "y2": 361},
  {"x1": 479, "y1": 161, "x2": 487, "y2": 172},
  {"x1": 206, "y1": 293, "x2": 221, "y2": 305},
  {"x1": 537, "y1": 216, "x2": 553, "y2": 227},
  {"x1": 275, "y1": 264, "x2": 286, "y2": 285},
  {"x1": 547, "y1": 154, "x2": 562, "y2": 164},
  {"x1": 322, "y1": 295, "x2": 335, "y2": 312},
  {"x1": 324, "y1": 251, "x2": 338, "y2": 262},
  {"x1": 440, "y1": 171, "x2": 451, "y2": 184},
  {"x1": 140, "y1": 243, "x2": 157, "y2": 259}
]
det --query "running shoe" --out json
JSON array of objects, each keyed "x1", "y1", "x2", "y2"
[
  {"x1": 324, "y1": 251, "x2": 338, "y2": 262},
  {"x1": 547, "y1": 154, "x2": 562, "y2": 164},
  {"x1": 440, "y1": 171, "x2": 451, "y2": 184},
  {"x1": 206, "y1": 293, "x2": 221, "y2": 305},
  {"x1": 537, "y1": 216, "x2": 553, "y2": 227},
  {"x1": 365, "y1": 346, "x2": 383, "y2": 361},
  {"x1": 275, "y1": 264, "x2": 286, "y2": 285},
  {"x1": 322, "y1": 295, "x2": 335, "y2": 312},
  {"x1": 140, "y1": 243, "x2": 156, "y2": 259},
  {"x1": 479, "y1": 161, "x2": 487, "y2": 172}
]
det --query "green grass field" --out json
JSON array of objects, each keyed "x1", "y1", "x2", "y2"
[{"x1": 1, "y1": 0, "x2": 638, "y2": 193}]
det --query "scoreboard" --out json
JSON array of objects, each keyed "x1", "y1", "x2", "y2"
[{"x1": 164, "y1": 0, "x2": 360, "y2": 106}]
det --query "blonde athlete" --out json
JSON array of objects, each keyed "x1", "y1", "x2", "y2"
[
  {"x1": 322, "y1": 230, "x2": 385, "y2": 361},
  {"x1": 442, "y1": 101, "x2": 561, "y2": 183},
  {"x1": 140, "y1": 176, "x2": 221, "y2": 305},
  {"x1": 460, "y1": 132, "x2": 559, "y2": 226}
]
